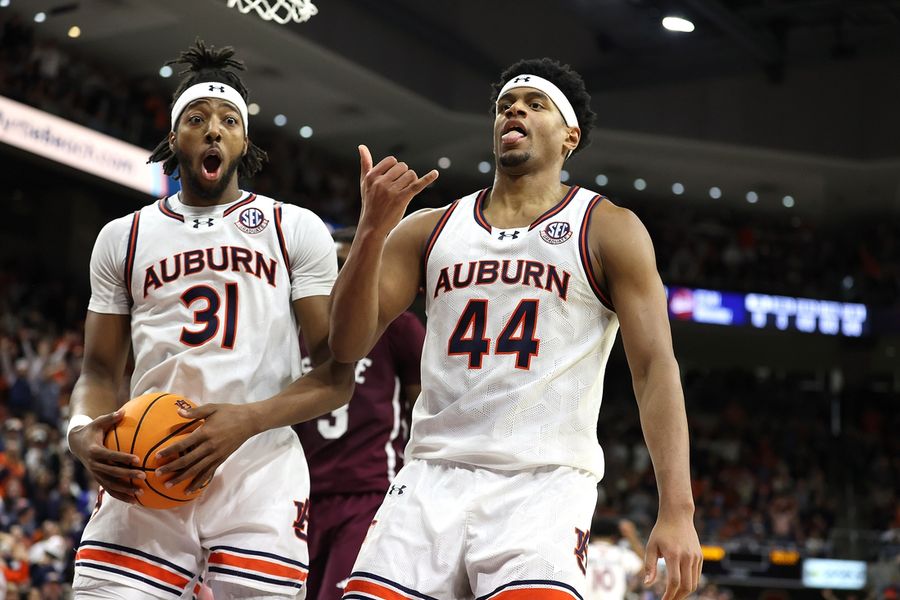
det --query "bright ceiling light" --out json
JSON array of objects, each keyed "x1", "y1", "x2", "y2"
[
  {"x1": 34, "y1": 11, "x2": 46, "y2": 23},
  {"x1": 438, "y1": 157, "x2": 451, "y2": 169},
  {"x1": 67, "y1": 25, "x2": 81, "y2": 38},
  {"x1": 158, "y1": 65, "x2": 173, "y2": 78},
  {"x1": 662, "y1": 16, "x2": 695, "y2": 33},
  {"x1": 247, "y1": 102, "x2": 260, "y2": 115},
  {"x1": 299, "y1": 125, "x2": 313, "y2": 138},
  {"x1": 478, "y1": 161, "x2": 492, "y2": 174}
]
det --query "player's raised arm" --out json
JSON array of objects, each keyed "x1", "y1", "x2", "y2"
[
  {"x1": 594, "y1": 202, "x2": 702, "y2": 600},
  {"x1": 329, "y1": 145, "x2": 439, "y2": 362}
]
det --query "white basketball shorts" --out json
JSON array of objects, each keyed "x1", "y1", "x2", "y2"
[{"x1": 342, "y1": 458, "x2": 598, "y2": 600}]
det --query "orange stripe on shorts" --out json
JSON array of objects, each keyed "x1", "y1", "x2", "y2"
[
  {"x1": 343, "y1": 578, "x2": 412, "y2": 600},
  {"x1": 75, "y1": 548, "x2": 188, "y2": 589},
  {"x1": 208, "y1": 552, "x2": 308, "y2": 582},
  {"x1": 490, "y1": 588, "x2": 576, "y2": 600}
]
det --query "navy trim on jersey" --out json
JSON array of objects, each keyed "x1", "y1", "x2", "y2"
[
  {"x1": 74, "y1": 562, "x2": 183, "y2": 597},
  {"x1": 424, "y1": 200, "x2": 460, "y2": 264},
  {"x1": 78, "y1": 540, "x2": 196, "y2": 577},
  {"x1": 223, "y1": 192, "x2": 257, "y2": 217},
  {"x1": 206, "y1": 566, "x2": 304, "y2": 589},
  {"x1": 157, "y1": 198, "x2": 185, "y2": 222},
  {"x1": 529, "y1": 185, "x2": 580, "y2": 230},
  {"x1": 578, "y1": 194, "x2": 615, "y2": 311},
  {"x1": 208, "y1": 545, "x2": 309, "y2": 569},
  {"x1": 348, "y1": 571, "x2": 440, "y2": 600},
  {"x1": 472, "y1": 188, "x2": 492, "y2": 233},
  {"x1": 273, "y1": 203, "x2": 292, "y2": 273},
  {"x1": 124, "y1": 210, "x2": 141, "y2": 306},
  {"x1": 476, "y1": 579, "x2": 583, "y2": 600},
  {"x1": 422, "y1": 200, "x2": 460, "y2": 284}
]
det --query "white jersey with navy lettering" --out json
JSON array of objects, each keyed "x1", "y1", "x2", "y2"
[
  {"x1": 87, "y1": 191, "x2": 337, "y2": 457},
  {"x1": 407, "y1": 186, "x2": 619, "y2": 479}
]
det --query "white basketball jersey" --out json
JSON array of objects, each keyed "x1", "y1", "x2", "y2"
[
  {"x1": 408, "y1": 186, "x2": 619, "y2": 479},
  {"x1": 585, "y1": 541, "x2": 644, "y2": 600},
  {"x1": 87, "y1": 191, "x2": 337, "y2": 456}
]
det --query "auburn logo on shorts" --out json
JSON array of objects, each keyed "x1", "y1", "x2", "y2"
[
  {"x1": 236, "y1": 207, "x2": 269, "y2": 234},
  {"x1": 292, "y1": 499, "x2": 310, "y2": 540},
  {"x1": 574, "y1": 527, "x2": 590, "y2": 575}
]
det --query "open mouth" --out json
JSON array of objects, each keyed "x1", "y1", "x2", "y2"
[
  {"x1": 501, "y1": 124, "x2": 527, "y2": 145},
  {"x1": 201, "y1": 150, "x2": 223, "y2": 180}
]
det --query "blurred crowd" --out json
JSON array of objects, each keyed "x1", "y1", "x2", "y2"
[
  {"x1": 597, "y1": 368, "x2": 900, "y2": 562},
  {"x1": 2, "y1": 13, "x2": 900, "y2": 308},
  {"x1": 0, "y1": 270, "x2": 93, "y2": 598}
]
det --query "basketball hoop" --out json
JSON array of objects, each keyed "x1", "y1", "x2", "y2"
[{"x1": 226, "y1": 0, "x2": 318, "y2": 24}]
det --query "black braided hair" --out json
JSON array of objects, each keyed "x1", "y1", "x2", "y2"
[
  {"x1": 148, "y1": 38, "x2": 267, "y2": 178},
  {"x1": 490, "y1": 58, "x2": 596, "y2": 155}
]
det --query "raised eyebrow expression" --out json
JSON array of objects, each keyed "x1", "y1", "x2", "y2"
[{"x1": 182, "y1": 100, "x2": 243, "y2": 126}]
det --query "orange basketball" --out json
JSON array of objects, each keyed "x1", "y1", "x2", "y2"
[{"x1": 104, "y1": 392, "x2": 207, "y2": 509}]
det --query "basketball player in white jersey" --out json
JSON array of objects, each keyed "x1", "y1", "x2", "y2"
[
  {"x1": 329, "y1": 58, "x2": 702, "y2": 600},
  {"x1": 66, "y1": 40, "x2": 354, "y2": 599},
  {"x1": 586, "y1": 517, "x2": 645, "y2": 600}
]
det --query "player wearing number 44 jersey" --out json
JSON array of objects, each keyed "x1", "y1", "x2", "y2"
[
  {"x1": 66, "y1": 40, "x2": 354, "y2": 600},
  {"x1": 330, "y1": 58, "x2": 702, "y2": 600}
]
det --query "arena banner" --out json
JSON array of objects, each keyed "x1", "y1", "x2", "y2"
[
  {"x1": 0, "y1": 95, "x2": 169, "y2": 197},
  {"x1": 666, "y1": 286, "x2": 868, "y2": 337},
  {"x1": 802, "y1": 558, "x2": 867, "y2": 589}
]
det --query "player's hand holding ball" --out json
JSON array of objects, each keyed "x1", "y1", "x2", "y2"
[
  {"x1": 102, "y1": 392, "x2": 209, "y2": 509},
  {"x1": 153, "y1": 400, "x2": 260, "y2": 496},
  {"x1": 68, "y1": 409, "x2": 145, "y2": 505}
]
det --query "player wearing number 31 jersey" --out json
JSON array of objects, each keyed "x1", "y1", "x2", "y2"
[
  {"x1": 67, "y1": 40, "x2": 354, "y2": 600},
  {"x1": 331, "y1": 58, "x2": 702, "y2": 600}
]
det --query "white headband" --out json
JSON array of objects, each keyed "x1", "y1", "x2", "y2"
[
  {"x1": 498, "y1": 74, "x2": 579, "y2": 129},
  {"x1": 170, "y1": 82, "x2": 249, "y2": 134}
]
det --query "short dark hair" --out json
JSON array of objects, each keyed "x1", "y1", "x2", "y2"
[
  {"x1": 591, "y1": 515, "x2": 621, "y2": 539},
  {"x1": 490, "y1": 58, "x2": 595, "y2": 155},
  {"x1": 148, "y1": 38, "x2": 268, "y2": 178}
]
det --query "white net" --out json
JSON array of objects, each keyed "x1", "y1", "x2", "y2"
[{"x1": 226, "y1": 0, "x2": 318, "y2": 24}]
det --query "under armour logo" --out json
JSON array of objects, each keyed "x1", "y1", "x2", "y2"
[
  {"x1": 512, "y1": 76, "x2": 531, "y2": 84},
  {"x1": 388, "y1": 484, "x2": 406, "y2": 496},
  {"x1": 209, "y1": 85, "x2": 225, "y2": 93},
  {"x1": 498, "y1": 231, "x2": 520, "y2": 240},
  {"x1": 192, "y1": 218, "x2": 214, "y2": 228}
]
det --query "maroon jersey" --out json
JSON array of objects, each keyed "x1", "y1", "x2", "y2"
[{"x1": 295, "y1": 311, "x2": 425, "y2": 495}]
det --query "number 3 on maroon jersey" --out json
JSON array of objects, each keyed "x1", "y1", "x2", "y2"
[
  {"x1": 180, "y1": 283, "x2": 239, "y2": 349},
  {"x1": 447, "y1": 298, "x2": 540, "y2": 370}
]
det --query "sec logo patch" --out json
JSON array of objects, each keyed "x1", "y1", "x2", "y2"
[
  {"x1": 236, "y1": 207, "x2": 268, "y2": 234},
  {"x1": 540, "y1": 221, "x2": 572, "y2": 245}
]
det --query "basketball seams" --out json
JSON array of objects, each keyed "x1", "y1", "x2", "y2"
[
  {"x1": 130, "y1": 393, "x2": 172, "y2": 455},
  {"x1": 142, "y1": 419, "x2": 202, "y2": 467},
  {"x1": 141, "y1": 418, "x2": 205, "y2": 504},
  {"x1": 106, "y1": 392, "x2": 208, "y2": 508}
]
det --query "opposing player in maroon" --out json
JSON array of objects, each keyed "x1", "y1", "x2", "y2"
[{"x1": 295, "y1": 227, "x2": 426, "y2": 600}]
